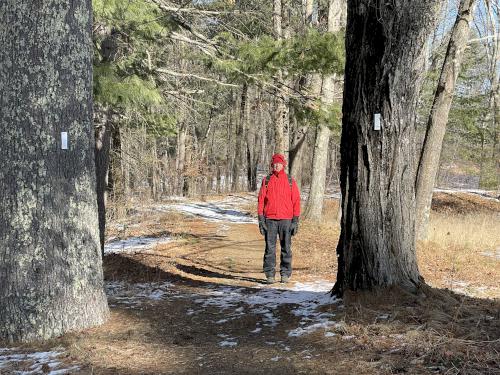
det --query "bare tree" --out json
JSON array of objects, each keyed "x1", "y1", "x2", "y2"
[
  {"x1": 273, "y1": 0, "x2": 290, "y2": 157},
  {"x1": 415, "y1": 0, "x2": 478, "y2": 239},
  {"x1": 303, "y1": 0, "x2": 346, "y2": 221}
]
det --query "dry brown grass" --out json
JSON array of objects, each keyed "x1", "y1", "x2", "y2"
[
  {"x1": 293, "y1": 199, "x2": 340, "y2": 278},
  {"x1": 293, "y1": 194, "x2": 500, "y2": 299},
  {"x1": 418, "y1": 211, "x2": 500, "y2": 295}
]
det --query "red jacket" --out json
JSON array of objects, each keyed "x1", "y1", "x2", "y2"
[{"x1": 258, "y1": 170, "x2": 301, "y2": 219}]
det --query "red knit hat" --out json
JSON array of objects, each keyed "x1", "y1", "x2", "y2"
[{"x1": 271, "y1": 153, "x2": 287, "y2": 167}]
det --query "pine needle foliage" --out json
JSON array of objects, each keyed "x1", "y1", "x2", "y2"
[
  {"x1": 209, "y1": 29, "x2": 345, "y2": 81},
  {"x1": 92, "y1": 0, "x2": 176, "y2": 136}
]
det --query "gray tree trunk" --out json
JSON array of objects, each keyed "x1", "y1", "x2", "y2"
[
  {"x1": 289, "y1": 0, "x2": 314, "y2": 188},
  {"x1": 94, "y1": 115, "x2": 111, "y2": 257},
  {"x1": 333, "y1": 0, "x2": 443, "y2": 296},
  {"x1": 176, "y1": 123, "x2": 187, "y2": 195},
  {"x1": 232, "y1": 83, "x2": 248, "y2": 191},
  {"x1": 0, "y1": 0, "x2": 109, "y2": 342},
  {"x1": 273, "y1": 0, "x2": 290, "y2": 159},
  {"x1": 303, "y1": 0, "x2": 344, "y2": 221},
  {"x1": 289, "y1": 122, "x2": 308, "y2": 188},
  {"x1": 415, "y1": 0, "x2": 477, "y2": 239}
]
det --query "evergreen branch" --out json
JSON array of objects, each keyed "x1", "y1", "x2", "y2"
[{"x1": 156, "y1": 68, "x2": 239, "y2": 87}]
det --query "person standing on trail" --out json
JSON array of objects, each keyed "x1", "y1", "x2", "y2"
[{"x1": 257, "y1": 153, "x2": 301, "y2": 284}]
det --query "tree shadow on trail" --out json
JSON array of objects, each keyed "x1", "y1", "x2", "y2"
[
  {"x1": 52, "y1": 251, "x2": 494, "y2": 375},
  {"x1": 175, "y1": 263, "x2": 265, "y2": 284}
]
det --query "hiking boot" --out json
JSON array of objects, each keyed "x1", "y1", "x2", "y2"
[
  {"x1": 281, "y1": 275, "x2": 290, "y2": 283},
  {"x1": 266, "y1": 275, "x2": 275, "y2": 284}
]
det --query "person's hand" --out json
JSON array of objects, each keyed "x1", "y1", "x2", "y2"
[
  {"x1": 258, "y1": 215, "x2": 267, "y2": 236},
  {"x1": 290, "y1": 216, "x2": 299, "y2": 236}
]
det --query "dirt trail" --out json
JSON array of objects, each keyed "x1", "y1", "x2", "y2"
[
  {"x1": 170, "y1": 222, "x2": 328, "y2": 287},
  {"x1": 1, "y1": 196, "x2": 498, "y2": 374}
]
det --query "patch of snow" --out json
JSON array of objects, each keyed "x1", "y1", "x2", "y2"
[
  {"x1": 219, "y1": 340, "x2": 238, "y2": 347},
  {"x1": 166, "y1": 203, "x2": 257, "y2": 224},
  {"x1": 480, "y1": 249, "x2": 500, "y2": 260},
  {"x1": 0, "y1": 348, "x2": 79, "y2": 375},
  {"x1": 289, "y1": 321, "x2": 337, "y2": 337},
  {"x1": 104, "y1": 235, "x2": 172, "y2": 255},
  {"x1": 325, "y1": 332, "x2": 336, "y2": 337},
  {"x1": 105, "y1": 281, "x2": 176, "y2": 307},
  {"x1": 376, "y1": 314, "x2": 390, "y2": 320},
  {"x1": 342, "y1": 335, "x2": 355, "y2": 340},
  {"x1": 192, "y1": 281, "x2": 339, "y2": 338},
  {"x1": 271, "y1": 356, "x2": 281, "y2": 362},
  {"x1": 250, "y1": 327, "x2": 262, "y2": 333},
  {"x1": 434, "y1": 188, "x2": 500, "y2": 201}
]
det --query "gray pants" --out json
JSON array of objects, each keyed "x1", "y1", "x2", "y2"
[{"x1": 263, "y1": 219, "x2": 292, "y2": 277}]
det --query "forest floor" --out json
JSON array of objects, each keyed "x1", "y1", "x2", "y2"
[{"x1": 1, "y1": 191, "x2": 499, "y2": 374}]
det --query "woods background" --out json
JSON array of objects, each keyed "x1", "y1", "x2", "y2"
[{"x1": 92, "y1": 0, "x2": 498, "y2": 210}]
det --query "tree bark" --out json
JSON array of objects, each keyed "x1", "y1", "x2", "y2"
[
  {"x1": 333, "y1": 0, "x2": 443, "y2": 296},
  {"x1": 232, "y1": 83, "x2": 248, "y2": 191},
  {"x1": 94, "y1": 116, "x2": 111, "y2": 257},
  {"x1": 246, "y1": 87, "x2": 259, "y2": 191},
  {"x1": 0, "y1": 0, "x2": 109, "y2": 342},
  {"x1": 303, "y1": 0, "x2": 345, "y2": 221},
  {"x1": 289, "y1": 1, "x2": 314, "y2": 187},
  {"x1": 273, "y1": 0, "x2": 290, "y2": 159},
  {"x1": 415, "y1": 0, "x2": 477, "y2": 239},
  {"x1": 176, "y1": 122, "x2": 187, "y2": 195}
]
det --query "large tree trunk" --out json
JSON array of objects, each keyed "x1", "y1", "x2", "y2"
[
  {"x1": 0, "y1": 0, "x2": 109, "y2": 342},
  {"x1": 333, "y1": 0, "x2": 443, "y2": 296},
  {"x1": 415, "y1": 0, "x2": 477, "y2": 239}
]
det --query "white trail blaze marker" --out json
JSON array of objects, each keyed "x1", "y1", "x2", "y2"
[
  {"x1": 61, "y1": 132, "x2": 68, "y2": 150},
  {"x1": 374, "y1": 113, "x2": 381, "y2": 131}
]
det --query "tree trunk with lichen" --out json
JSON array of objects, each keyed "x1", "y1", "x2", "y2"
[
  {"x1": 333, "y1": 0, "x2": 443, "y2": 297},
  {"x1": 0, "y1": 0, "x2": 109, "y2": 342}
]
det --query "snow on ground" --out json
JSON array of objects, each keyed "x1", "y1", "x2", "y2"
[
  {"x1": 192, "y1": 280, "x2": 339, "y2": 337},
  {"x1": 434, "y1": 188, "x2": 500, "y2": 200},
  {"x1": 445, "y1": 280, "x2": 500, "y2": 299},
  {"x1": 154, "y1": 200, "x2": 257, "y2": 224},
  {"x1": 105, "y1": 279, "x2": 340, "y2": 338},
  {"x1": 104, "y1": 235, "x2": 172, "y2": 255},
  {"x1": 0, "y1": 348, "x2": 79, "y2": 375},
  {"x1": 480, "y1": 248, "x2": 500, "y2": 260},
  {"x1": 105, "y1": 281, "x2": 183, "y2": 308}
]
